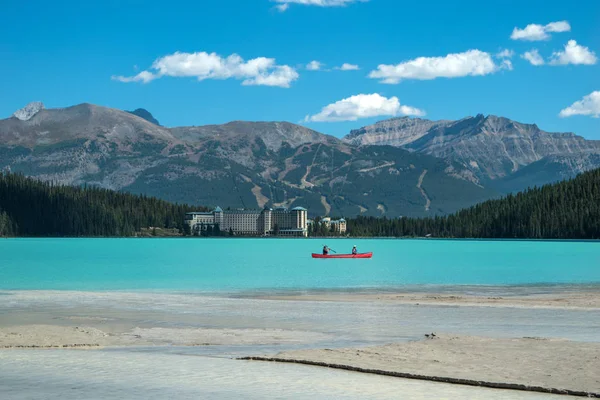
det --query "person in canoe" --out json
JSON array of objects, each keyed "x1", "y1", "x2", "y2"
[
  {"x1": 323, "y1": 245, "x2": 329, "y2": 255},
  {"x1": 352, "y1": 245, "x2": 357, "y2": 255}
]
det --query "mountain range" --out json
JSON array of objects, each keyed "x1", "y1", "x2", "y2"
[
  {"x1": 1, "y1": 102, "x2": 598, "y2": 217},
  {"x1": 344, "y1": 115, "x2": 600, "y2": 192}
]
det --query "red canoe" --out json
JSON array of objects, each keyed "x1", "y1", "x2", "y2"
[{"x1": 312, "y1": 252, "x2": 373, "y2": 259}]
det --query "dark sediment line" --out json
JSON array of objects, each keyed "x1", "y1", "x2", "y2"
[
  {"x1": 238, "y1": 356, "x2": 600, "y2": 398},
  {"x1": 2, "y1": 344, "x2": 101, "y2": 349}
]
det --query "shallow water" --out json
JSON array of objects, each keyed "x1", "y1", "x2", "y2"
[
  {"x1": 0, "y1": 349, "x2": 580, "y2": 400},
  {"x1": 3, "y1": 290, "x2": 600, "y2": 343}
]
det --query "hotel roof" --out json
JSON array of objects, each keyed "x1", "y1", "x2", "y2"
[{"x1": 224, "y1": 209, "x2": 262, "y2": 215}]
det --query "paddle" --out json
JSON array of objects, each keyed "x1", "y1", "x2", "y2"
[{"x1": 324, "y1": 245, "x2": 337, "y2": 253}]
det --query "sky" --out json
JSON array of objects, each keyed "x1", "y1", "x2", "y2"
[{"x1": 1, "y1": 0, "x2": 599, "y2": 139}]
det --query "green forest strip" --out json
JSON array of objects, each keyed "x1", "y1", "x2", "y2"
[
  {"x1": 2, "y1": 168, "x2": 600, "y2": 239},
  {"x1": 345, "y1": 168, "x2": 600, "y2": 239},
  {"x1": 0, "y1": 173, "x2": 204, "y2": 237}
]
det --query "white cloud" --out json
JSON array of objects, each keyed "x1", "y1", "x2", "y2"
[
  {"x1": 550, "y1": 40, "x2": 597, "y2": 66},
  {"x1": 496, "y1": 50, "x2": 514, "y2": 70},
  {"x1": 304, "y1": 93, "x2": 425, "y2": 122},
  {"x1": 368, "y1": 50, "x2": 499, "y2": 84},
  {"x1": 242, "y1": 65, "x2": 299, "y2": 87},
  {"x1": 496, "y1": 49, "x2": 514, "y2": 59},
  {"x1": 521, "y1": 49, "x2": 545, "y2": 66},
  {"x1": 559, "y1": 91, "x2": 600, "y2": 118},
  {"x1": 500, "y1": 59, "x2": 513, "y2": 71},
  {"x1": 112, "y1": 70, "x2": 157, "y2": 83},
  {"x1": 510, "y1": 20, "x2": 571, "y2": 41},
  {"x1": 546, "y1": 21, "x2": 571, "y2": 33},
  {"x1": 336, "y1": 63, "x2": 360, "y2": 70},
  {"x1": 112, "y1": 51, "x2": 299, "y2": 88},
  {"x1": 273, "y1": 0, "x2": 367, "y2": 10},
  {"x1": 306, "y1": 60, "x2": 323, "y2": 70}
]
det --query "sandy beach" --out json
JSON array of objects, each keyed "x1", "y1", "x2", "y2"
[
  {"x1": 244, "y1": 334, "x2": 600, "y2": 397},
  {"x1": 2, "y1": 289, "x2": 600, "y2": 397}
]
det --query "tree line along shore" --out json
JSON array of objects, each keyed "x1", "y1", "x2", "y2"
[{"x1": 1, "y1": 168, "x2": 599, "y2": 239}]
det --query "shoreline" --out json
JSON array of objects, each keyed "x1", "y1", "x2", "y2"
[
  {"x1": 3, "y1": 236, "x2": 600, "y2": 242},
  {"x1": 3, "y1": 282, "x2": 600, "y2": 294},
  {"x1": 2, "y1": 286, "x2": 600, "y2": 310}
]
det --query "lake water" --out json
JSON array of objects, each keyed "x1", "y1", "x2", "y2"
[{"x1": 1, "y1": 238, "x2": 599, "y2": 290}]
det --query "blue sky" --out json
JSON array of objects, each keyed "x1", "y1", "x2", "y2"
[{"x1": 1, "y1": 0, "x2": 599, "y2": 138}]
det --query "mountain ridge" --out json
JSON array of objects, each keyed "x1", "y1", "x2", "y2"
[
  {"x1": 0, "y1": 102, "x2": 496, "y2": 217},
  {"x1": 0, "y1": 103, "x2": 174, "y2": 148},
  {"x1": 6, "y1": 103, "x2": 597, "y2": 217},
  {"x1": 344, "y1": 114, "x2": 600, "y2": 190}
]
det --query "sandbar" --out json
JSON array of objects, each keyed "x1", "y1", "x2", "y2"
[
  {"x1": 243, "y1": 334, "x2": 600, "y2": 397},
  {"x1": 0, "y1": 325, "x2": 330, "y2": 349}
]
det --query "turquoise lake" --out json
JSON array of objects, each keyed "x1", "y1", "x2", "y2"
[{"x1": 1, "y1": 238, "x2": 599, "y2": 290}]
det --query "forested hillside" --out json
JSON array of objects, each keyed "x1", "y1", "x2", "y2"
[
  {"x1": 2, "y1": 169, "x2": 599, "y2": 239},
  {"x1": 0, "y1": 173, "x2": 202, "y2": 237},
  {"x1": 346, "y1": 168, "x2": 600, "y2": 239}
]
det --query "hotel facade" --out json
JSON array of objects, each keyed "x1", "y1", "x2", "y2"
[{"x1": 185, "y1": 206, "x2": 308, "y2": 237}]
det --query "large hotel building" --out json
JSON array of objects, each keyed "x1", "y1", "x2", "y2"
[{"x1": 185, "y1": 206, "x2": 308, "y2": 237}]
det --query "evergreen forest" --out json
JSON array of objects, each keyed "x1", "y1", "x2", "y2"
[{"x1": 2, "y1": 168, "x2": 600, "y2": 239}]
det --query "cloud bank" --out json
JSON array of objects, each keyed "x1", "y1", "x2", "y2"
[{"x1": 113, "y1": 51, "x2": 299, "y2": 88}]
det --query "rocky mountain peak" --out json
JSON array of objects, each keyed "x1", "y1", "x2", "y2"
[
  {"x1": 344, "y1": 116, "x2": 452, "y2": 147},
  {"x1": 1, "y1": 103, "x2": 175, "y2": 148},
  {"x1": 13, "y1": 102, "x2": 44, "y2": 121},
  {"x1": 343, "y1": 113, "x2": 600, "y2": 183},
  {"x1": 126, "y1": 108, "x2": 160, "y2": 126},
  {"x1": 478, "y1": 115, "x2": 544, "y2": 137}
]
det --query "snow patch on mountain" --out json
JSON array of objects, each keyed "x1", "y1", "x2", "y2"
[{"x1": 13, "y1": 102, "x2": 45, "y2": 121}]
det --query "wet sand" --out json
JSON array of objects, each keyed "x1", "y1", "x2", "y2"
[
  {"x1": 257, "y1": 291, "x2": 600, "y2": 309},
  {"x1": 0, "y1": 324, "x2": 330, "y2": 349},
  {"x1": 245, "y1": 334, "x2": 600, "y2": 397},
  {"x1": 2, "y1": 290, "x2": 600, "y2": 397}
]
